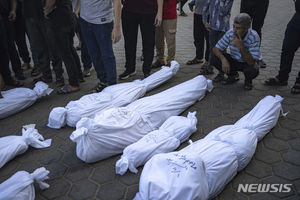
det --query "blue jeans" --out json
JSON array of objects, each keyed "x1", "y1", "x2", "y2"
[
  {"x1": 277, "y1": 12, "x2": 300, "y2": 83},
  {"x1": 79, "y1": 18, "x2": 117, "y2": 85}
]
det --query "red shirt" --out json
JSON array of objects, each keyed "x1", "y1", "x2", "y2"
[
  {"x1": 163, "y1": 0, "x2": 177, "y2": 19},
  {"x1": 123, "y1": 0, "x2": 158, "y2": 14}
]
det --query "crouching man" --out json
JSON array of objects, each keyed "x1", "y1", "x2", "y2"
[{"x1": 212, "y1": 13, "x2": 261, "y2": 90}]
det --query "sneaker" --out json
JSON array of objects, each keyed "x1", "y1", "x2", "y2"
[
  {"x1": 179, "y1": 11, "x2": 187, "y2": 17},
  {"x1": 213, "y1": 74, "x2": 225, "y2": 83},
  {"x1": 83, "y1": 68, "x2": 91, "y2": 77},
  {"x1": 119, "y1": 70, "x2": 136, "y2": 80},
  {"x1": 92, "y1": 82, "x2": 107, "y2": 93}
]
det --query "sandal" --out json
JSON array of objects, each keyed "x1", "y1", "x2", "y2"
[
  {"x1": 186, "y1": 58, "x2": 204, "y2": 65},
  {"x1": 199, "y1": 67, "x2": 214, "y2": 75},
  {"x1": 92, "y1": 82, "x2": 107, "y2": 93},
  {"x1": 31, "y1": 67, "x2": 41, "y2": 77},
  {"x1": 222, "y1": 74, "x2": 240, "y2": 85},
  {"x1": 264, "y1": 77, "x2": 287, "y2": 86},
  {"x1": 57, "y1": 85, "x2": 80, "y2": 94},
  {"x1": 291, "y1": 83, "x2": 300, "y2": 94}
]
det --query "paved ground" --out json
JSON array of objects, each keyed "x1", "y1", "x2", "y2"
[{"x1": 1, "y1": 0, "x2": 300, "y2": 199}]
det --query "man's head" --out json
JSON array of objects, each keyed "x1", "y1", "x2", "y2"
[{"x1": 233, "y1": 13, "x2": 252, "y2": 38}]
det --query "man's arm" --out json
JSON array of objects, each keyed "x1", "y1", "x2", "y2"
[
  {"x1": 74, "y1": 0, "x2": 81, "y2": 18},
  {"x1": 112, "y1": 0, "x2": 121, "y2": 43},
  {"x1": 213, "y1": 47, "x2": 230, "y2": 74},
  {"x1": 8, "y1": 0, "x2": 17, "y2": 21},
  {"x1": 202, "y1": 0, "x2": 210, "y2": 31},
  {"x1": 154, "y1": 0, "x2": 163, "y2": 27}
]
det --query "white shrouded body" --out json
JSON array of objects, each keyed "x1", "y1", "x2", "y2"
[
  {"x1": 135, "y1": 95, "x2": 284, "y2": 200},
  {"x1": 116, "y1": 112, "x2": 198, "y2": 175},
  {"x1": 0, "y1": 81, "x2": 53, "y2": 119},
  {"x1": 0, "y1": 167, "x2": 50, "y2": 200},
  {"x1": 0, "y1": 124, "x2": 52, "y2": 168},
  {"x1": 48, "y1": 61, "x2": 180, "y2": 129},
  {"x1": 71, "y1": 76, "x2": 213, "y2": 163}
]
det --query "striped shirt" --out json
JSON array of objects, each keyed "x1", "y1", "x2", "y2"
[
  {"x1": 215, "y1": 28, "x2": 263, "y2": 62},
  {"x1": 202, "y1": 0, "x2": 234, "y2": 32}
]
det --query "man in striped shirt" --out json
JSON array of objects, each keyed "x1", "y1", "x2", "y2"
[{"x1": 212, "y1": 13, "x2": 261, "y2": 90}]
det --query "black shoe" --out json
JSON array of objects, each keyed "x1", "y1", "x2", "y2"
[
  {"x1": 244, "y1": 82, "x2": 253, "y2": 90},
  {"x1": 260, "y1": 60, "x2": 267, "y2": 68},
  {"x1": 119, "y1": 70, "x2": 136, "y2": 80},
  {"x1": 15, "y1": 73, "x2": 26, "y2": 80},
  {"x1": 144, "y1": 73, "x2": 150, "y2": 79}
]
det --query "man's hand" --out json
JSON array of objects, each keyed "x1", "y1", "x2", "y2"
[
  {"x1": 154, "y1": 12, "x2": 162, "y2": 27},
  {"x1": 74, "y1": 8, "x2": 80, "y2": 18},
  {"x1": 8, "y1": 10, "x2": 16, "y2": 21},
  {"x1": 112, "y1": 27, "x2": 121, "y2": 43},
  {"x1": 44, "y1": 0, "x2": 56, "y2": 19},
  {"x1": 221, "y1": 57, "x2": 230, "y2": 74},
  {"x1": 204, "y1": 22, "x2": 211, "y2": 31},
  {"x1": 232, "y1": 33, "x2": 243, "y2": 49}
]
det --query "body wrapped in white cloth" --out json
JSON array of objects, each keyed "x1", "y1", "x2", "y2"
[
  {"x1": 71, "y1": 76, "x2": 213, "y2": 163},
  {"x1": 0, "y1": 81, "x2": 53, "y2": 119},
  {"x1": 0, "y1": 124, "x2": 52, "y2": 168},
  {"x1": 135, "y1": 95, "x2": 284, "y2": 200},
  {"x1": 48, "y1": 61, "x2": 180, "y2": 129},
  {"x1": 0, "y1": 167, "x2": 50, "y2": 200},
  {"x1": 116, "y1": 112, "x2": 198, "y2": 175}
]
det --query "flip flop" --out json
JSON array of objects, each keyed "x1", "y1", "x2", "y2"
[
  {"x1": 57, "y1": 85, "x2": 80, "y2": 94},
  {"x1": 186, "y1": 58, "x2": 204, "y2": 65}
]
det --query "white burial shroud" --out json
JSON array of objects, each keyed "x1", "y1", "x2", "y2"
[
  {"x1": 70, "y1": 75, "x2": 213, "y2": 163},
  {"x1": 0, "y1": 167, "x2": 50, "y2": 200},
  {"x1": 0, "y1": 81, "x2": 53, "y2": 119},
  {"x1": 0, "y1": 124, "x2": 52, "y2": 168},
  {"x1": 116, "y1": 112, "x2": 198, "y2": 175},
  {"x1": 135, "y1": 95, "x2": 284, "y2": 200},
  {"x1": 47, "y1": 61, "x2": 180, "y2": 129}
]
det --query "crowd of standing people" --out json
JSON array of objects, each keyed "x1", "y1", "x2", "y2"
[{"x1": 0, "y1": 0, "x2": 299, "y2": 98}]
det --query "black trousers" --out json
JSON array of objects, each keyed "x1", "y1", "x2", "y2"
[
  {"x1": 122, "y1": 10, "x2": 156, "y2": 75},
  {"x1": 3, "y1": 18, "x2": 23, "y2": 76},
  {"x1": 45, "y1": 20, "x2": 82, "y2": 86},
  {"x1": 25, "y1": 18, "x2": 63, "y2": 81},
  {"x1": 277, "y1": 13, "x2": 300, "y2": 83},
  {"x1": 0, "y1": 18, "x2": 14, "y2": 84},
  {"x1": 211, "y1": 53, "x2": 259, "y2": 84},
  {"x1": 240, "y1": 0, "x2": 269, "y2": 41},
  {"x1": 14, "y1": 2, "x2": 31, "y2": 64},
  {"x1": 194, "y1": 13, "x2": 209, "y2": 61}
]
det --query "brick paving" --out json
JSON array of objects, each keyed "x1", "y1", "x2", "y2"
[{"x1": 0, "y1": 0, "x2": 300, "y2": 199}]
